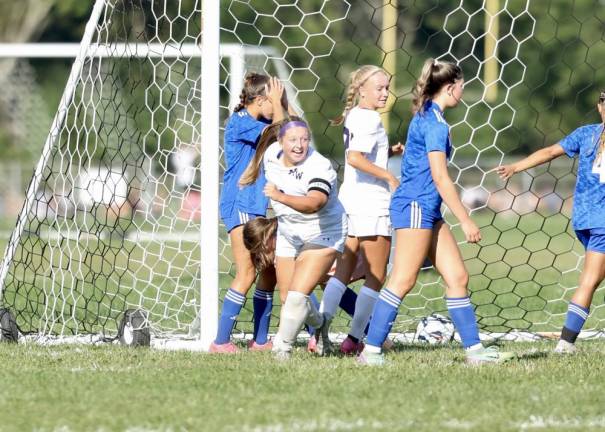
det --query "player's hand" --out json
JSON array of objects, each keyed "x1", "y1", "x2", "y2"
[
  {"x1": 494, "y1": 164, "x2": 516, "y2": 180},
  {"x1": 461, "y1": 218, "x2": 481, "y2": 243},
  {"x1": 390, "y1": 142, "x2": 405, "y2": 155},
  {"x1": 263, "y1": 182, "x2": 281, "y2": 200},
  {"x1": 265, "y1": 77, "x2": 284, "y2": 105},
  {"x1": 386, "y1": 174, "x2": 400, "y2": 192}
]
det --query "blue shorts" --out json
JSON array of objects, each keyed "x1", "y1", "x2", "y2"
[
  {"x1": 575, "y1": 228, "x2": 605, "y2": 254},
  {"x1": 390, "y1": 200, "x2": 442, "y2": 230},
  {"x1": 222, "y1": 210, "x2": 263, "y2": 233}
]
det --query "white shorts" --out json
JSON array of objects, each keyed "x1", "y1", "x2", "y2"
[
  {"x1": 276, "y1": 217, "x2": 347, "y2": 258},
  {"x1": 347, "y1": 214, "x2": 391, "y2": 237}
]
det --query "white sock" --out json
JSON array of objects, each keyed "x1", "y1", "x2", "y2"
[
  {"x1": 305, "y1": 295, "x2": 323, "y2": 328},
  {"x1": 465, "y1": 343, "x2": 483, "y2": 352},
  {"x1": 320, "y1": 277, "x2": 347, "y2": 320},
  {"x1": 274, "y1": 291, "x2": 308, "y2": 352},
  {"x1": 349, "y1": 286, "x2": 379, "y2": 340},
  {"x1": 364, "y1": 344, "x2": 381, "y2": 354}
]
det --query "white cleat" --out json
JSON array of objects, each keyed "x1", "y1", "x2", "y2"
[{"x1": 554, "y1": 339, "x2": 577, "y2": 354}]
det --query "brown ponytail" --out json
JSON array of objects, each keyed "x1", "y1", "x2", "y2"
[
  {"x1": 243, "y1": 217, "x2": 278, "y2": 271},
  {"x1": 233, "y1": 72, "x2": 270, "y2": 113},
  {"x1": 412, "y1": 58, "x2": 463, "y2": 114},
  {"x1": 331, "y1": 65, "x2": 388, "y2": 126}
]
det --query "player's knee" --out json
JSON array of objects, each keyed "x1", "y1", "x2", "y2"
[
  {"x1": 390, "y1": 273, "x2": 417, "y2": 296},
  {"x1": 450, "y1": 270, "x2": 469, "y2": 289}
]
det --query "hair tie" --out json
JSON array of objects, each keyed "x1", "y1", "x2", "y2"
[
  {"x1": 278, "y1": 120, "x2": 308, "y2": 138},
  {"x1": 433, "y1": 59, "x2": 440, "y2": 67}
]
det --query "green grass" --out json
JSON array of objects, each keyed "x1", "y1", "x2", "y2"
[{"x1": 2, "y1": 341, "x2": 605, "y2": 431}]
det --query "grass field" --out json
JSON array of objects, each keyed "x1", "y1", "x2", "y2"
[{"x1": 2, "y1": 341, "x2": 605, "y2": 431}]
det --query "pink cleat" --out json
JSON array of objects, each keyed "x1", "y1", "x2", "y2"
[
  {"x1": 208, "y1": 341, "x2": 239, "y2": 354},
  {"x1": 307, "y1": 336, "x2": 317, "y2": 353},
  {"x1": 248, "y1": 339, "x2": 273, "y2": 352},
  {"x1": 340, "y1": 336, "x2": 365, "y2": 355}
]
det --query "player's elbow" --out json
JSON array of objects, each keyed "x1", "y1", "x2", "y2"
[
  {"x1": 301, "y1": 197, "x2": 327, "y2": 213},
  {"x1": 346, "y1": 152, "x2": 363, "y2": 169}
]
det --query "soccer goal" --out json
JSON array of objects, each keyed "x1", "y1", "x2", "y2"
[{"x1": 0, "y1": 0, "x2": 603, "y2": 349}]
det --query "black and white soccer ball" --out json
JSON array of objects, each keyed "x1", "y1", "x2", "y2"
[
  {"x1": 118, "y1": 309, "x2": 151, "y2": 347},
  {"x1": 415, "y1": 313, "x2": 455, "y2": 344}
]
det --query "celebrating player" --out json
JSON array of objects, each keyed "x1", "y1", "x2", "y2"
[
  {"x1": 496, "y1": 90, "x2": 605, "y2": 354},
  {"x1": 319, "y1": 65, "x2": 402, "y2": 355},
  {"x1": 358, "y1": 58, "x2": 516, "y2": 365}
]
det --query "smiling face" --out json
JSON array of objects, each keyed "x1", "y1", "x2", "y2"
[
  {"x1": 359, "y1": 72, "x2": 390, "y2": 110},
  {"x1": 279, "y1": 126, "x2": 310, "y2": 167}
]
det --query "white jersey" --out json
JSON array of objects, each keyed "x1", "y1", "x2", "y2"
[
  {"x1": 263, "y1": 142, "x2": 345, "y2": 240},
  {"x1": 338, "y1": 106, "x2": 390, "y2": 215}
]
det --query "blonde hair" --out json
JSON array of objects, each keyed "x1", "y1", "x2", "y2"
[
  {"x1": 412, "y1": 58, "x2": 463, "y2": 114},
  {"x1": 331, "y1": 65, "x2": 389, "y2": 126},
  {"x1": 233, "y1": 72, "x2": 270, "y2": 113},
  {"x1": 243, "y1": 217, "x2": 278, "y2": 271},
  {"x1": 239, "y1": 117, "x2": 304, "y2": 186}
]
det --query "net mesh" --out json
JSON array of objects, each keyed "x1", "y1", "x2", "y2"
[{"x1": 1, "y1": 0, "x2": 604, "y2": 340}]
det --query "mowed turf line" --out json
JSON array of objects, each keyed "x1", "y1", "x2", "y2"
[{"x1": 1, "y1": 342, "x2": 605, "y2": 431}]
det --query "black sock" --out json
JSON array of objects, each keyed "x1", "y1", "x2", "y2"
[
  {"x1": 348, "y1": 334, "x2": 359, "y2": 344},
  {"x1": 561, "y1": 326, "x2": 579, "y2": 344}
]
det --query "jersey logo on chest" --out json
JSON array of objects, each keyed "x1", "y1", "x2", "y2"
[{"x1": 289, "y1": 167, "x2": 303, "y2": 180}]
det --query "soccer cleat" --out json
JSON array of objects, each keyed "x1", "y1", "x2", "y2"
[
  {"x1": 554, "y1": 339, "x2": 577, "y2": 354},
  {"x1": 307, "y1": 337, "x2": 317, "y2": 353},
  {"x1": 465, "y1": 345, "x2": 516, "y2": 365},
  {"x1": 340, "y1": 336, "x2": 364, "y2": 355},
  {"x1": 247, "y1": 339, "x2": 273, "y2": 352},
  {"x1": 314, "y1": 314, "x2": 333, "y2": 356},
  {"x1": 356, "y1": 350, "x2": 385, "y2": 367},
  {"x1": 208, "y1": 341, "x2": 239, "y2": 354}
]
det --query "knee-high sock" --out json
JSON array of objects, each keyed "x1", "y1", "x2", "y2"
[
  {"x1": 365, "y1": 288, "x2": 401, "y2": 351},
  {"x1": 349, "y1": 286, "x2": 379, "y2": 340},
  {"x1": 446, "y1": 297, "x2": 481, "y2": 349},
  {"x1": 320, "y1": 277, "x2": 347, "y2": 321},
  {"x1": 253, "y1": 289, "x2": 273, "y2": 344},
  {"x1": 561, "y1": 302, "x2": 590, "y2": 343},
  {"x1": 274, "y1": 291, "x2": 308, "y2": 352},
  {"x1": 305, "y1": 294, "x2": 323, "y2": 328},
  {"x1": 215, "y1": 288, "x2": 245, "y2": 344},
  {"x1": 339, "y1": 287, "x2": 357, "y2": 317}
]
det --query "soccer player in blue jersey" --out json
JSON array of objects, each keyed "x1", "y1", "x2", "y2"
[
  {"x1": 210, "y1": 73, "x2": 288, "y2": 353},
  {"x1": 496, "y1": 91, "x2": 605, "y2": 354},
  {"x1": 358, "y1": 58, "x2": 516, "y2": 365}
]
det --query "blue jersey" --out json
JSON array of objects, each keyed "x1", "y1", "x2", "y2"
[
  {"x1": 391, "y1": 101, "x2": 451, "y2": 215},
  {"x1": 219, "y1": 109, "x2": 270, "y2": 218},
  {"x1": 559, "y1": 123, "x2": 605, "y2": 230}
]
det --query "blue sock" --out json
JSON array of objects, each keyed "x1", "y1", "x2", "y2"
[
  {"x1": 305, "y1": 292, "x2": 321, "y2": 336},
  {"x1": 215, "y1": 288, "x2": 246, "y2": 344},
  {"x1": 253, "y1": 289, "x2": 273, "y2": 345},
  {"x1": 339, "y1": 287, "x2": 357, "y2": 317},
  {"x1": 561, "y1": 302, "x2": 589, "y2": 343},
  {"x1": 366, "y1": 289, "x2": 401, "y2": 348},
  {"x1": 446, "y1": 296, "x2": 481, "y2": 348}
]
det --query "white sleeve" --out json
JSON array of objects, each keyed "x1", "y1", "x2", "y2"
[
  {"x1": 346, "y1": 111, "x2": 382, "y2": 153},
  {"x1": 306, "y1": 155, "x2": 336, "y2": 197}
]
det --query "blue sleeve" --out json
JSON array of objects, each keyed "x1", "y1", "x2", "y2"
[
  {"x1": 425, "y1": 122, "x2": 449, "y2": 153},
  {"x1": 559, "y1": 126, "x2": 588, "y2": 157},
  {"x1": 238, "y1": 119, "x2": 266, "y2": 145}
]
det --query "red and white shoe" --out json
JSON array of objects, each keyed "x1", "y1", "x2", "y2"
[
  {"x1": 340, "y1": 336, "x2": 364, "y2": 355},
  {"x1": 307, "y1": 336, "x2": 317, "y2": 353},
  {"x1": 248, "y1": 339, "x2": 273, "y2": 352},
  {"x1": 208, "y1": 341, "x2": 239, "y2": 354}
]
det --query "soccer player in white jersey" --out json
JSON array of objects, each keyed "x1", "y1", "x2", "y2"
[
  {"x1": 319, "y1": 65, "x2": 402, "y2": 355},
  {"x1": 358, "y1": 58, "x2": 515, "y2": 366},
  {"x1": 245, "y1": 119, "x2": 347, "y2": 359},
  {"x1": 497, "y1": 90, "x2": 605, "y2": 354}
]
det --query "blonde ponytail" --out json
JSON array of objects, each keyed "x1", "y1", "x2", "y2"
[{"x1": 331, "y1": 65, "x2": 388, "y2": 126}]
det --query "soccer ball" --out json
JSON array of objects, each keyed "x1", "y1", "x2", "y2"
[{"x1": 415, "y1": 313, "x2": 455, "y2": 344}]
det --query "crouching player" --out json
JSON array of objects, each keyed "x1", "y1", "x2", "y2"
[{"x1": 497, "y1": 90, "x2": 605, "y2": 354}]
